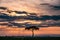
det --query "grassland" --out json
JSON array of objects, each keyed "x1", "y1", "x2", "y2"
[{"x1": 0, "y1": 36, "x2": 59, "y2": 40}]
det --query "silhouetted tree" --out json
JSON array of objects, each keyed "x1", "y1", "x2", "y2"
[{"x1": 25, "y1": 26, "x2": 39, "y2": 37}]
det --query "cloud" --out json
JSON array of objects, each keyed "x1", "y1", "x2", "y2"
[
  {"x1": 0, "y1": 13, "x2": 60, "y2": 27},
  {"x1": 52, "y1": 6, "x2": 60, "y2": 10},
  {"x1": 0, "y1": 0, "x2": 60, "y2": 15},
  {"x1": 0, "y1": 0, "x2": 60, "y2": 27},
  {"x1": 41, "y1": 20, "x2": 60, "y2": 26},
  {"x1": 0, "y1": 7, "x2": 7, "y2": 10}
]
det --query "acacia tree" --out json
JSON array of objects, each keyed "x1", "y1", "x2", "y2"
[{"x1": 25, "y1": 26, "x2": 39, "y2": 37}]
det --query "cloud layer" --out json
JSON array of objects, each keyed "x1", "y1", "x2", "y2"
[{"x1": 0, "y1": 0, "x2": 60, "y2": 15}]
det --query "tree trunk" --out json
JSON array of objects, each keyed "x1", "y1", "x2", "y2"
[{"x1": 32, "y1": 29, "x2": 34, "y2": 37}]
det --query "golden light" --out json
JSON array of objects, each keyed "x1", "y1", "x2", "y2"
[{"x1": 0, "y1": 26, "x2": 60, "y2": 36}]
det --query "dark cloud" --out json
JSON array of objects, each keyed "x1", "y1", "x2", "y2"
[
  {"x1": 0, "y1": 12, "x2": 60, "y2": 27},
  {"x1": 25, "y1": 15, "x2": 60, "y2": 21},
  {"x1": 51, "y1": 6, "x2": 60, "y2": 10},
  {"x1": 14, "y1": 15, "x2": 60, "y2": 27},
  {"x1": 0, "y1": 7, "x2": 7, "y2": 10}
]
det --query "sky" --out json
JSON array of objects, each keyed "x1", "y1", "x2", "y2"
[
  {"x1": 0, "y1": 0, "x2": 60, "y2": 37},
  {"x1": 0, "y1": 26, "x2": 60, "y2": 36},
  {"x1": 0, "y1": 0, "x2": 60, "y2": 15}
]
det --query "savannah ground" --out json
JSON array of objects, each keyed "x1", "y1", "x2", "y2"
[{"x1": 0, "y1": 36, "x2": 59, "y2": 40}]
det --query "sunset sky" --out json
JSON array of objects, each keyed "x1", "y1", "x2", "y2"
[
  {"x1": 0, "y1": 0, "x2": 60, "y2": 37},
  {"x1": 0, "y1": 0, "x2": 60, "y2": 15}
]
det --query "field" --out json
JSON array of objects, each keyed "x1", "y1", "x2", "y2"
[{"x1": 0, "y1": 36, "x2": 59, "y2": 40}]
